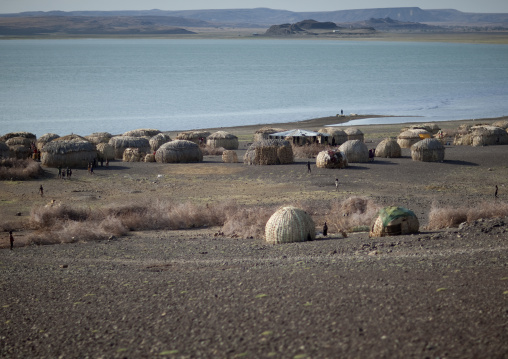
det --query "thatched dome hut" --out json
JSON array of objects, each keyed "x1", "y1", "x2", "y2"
[
  {"x1": 397, "y1": 129, "x2": 431, "y2": 148},
  {"x1": 316, "y1": 149, "x2": 348, "y2": 169},
  {"x1": 85, "y1": 132, "x2": 113, "y2": 145},
  {"x1": 176, "y1": 130, "x2": 210, "y2": 144},
  {"x1": 265, "y1": 206, "x2": 316, "y2": 244},
  {"x1": 155, "y1": 140, "x2": 203, "y2": 163},
  {"x1": 96, "y1": 143, "x2": 115, "y2": 161},
  {"x1": 109, "y1": 136, "x2": 151, "y2": 159},
  {"x1": 253, "y1": 127, "x2": 287, "y2": 142},
  {"x1": 0, "y1": 142, "x2": 10, "y2": 158},
  {"x1": 369, "y1": 206, "x2": 419, "y2": 237},
  {"x1": 492, "y1": 120, "x2": 508, "y2": 129},
  {"x1": 411, "y1": 138, "x2": 445, "y2": 162},
  {"x1": 123, "y1": 128, "x2": 161, "y2": 138},
  {"x1": 471, "y1": 125, "x2": 508, "y2": 147},
  {"x1": 318, "y1": 127, "x2": 348, "y2": 146},
  {"x1": 222, "y1": 150, "x2": 238, "y2": 163},
  {"x1": 207, "y1": 131, "x2": 239, "y2": 150},
  {"x1": 41, "y1": 139, "x2": 97, "y2": 168},
  {"x1": 422, "y1": 123, "x2": 441, "y2": 135},
  {"x1": 243, "y1": 139, "x2": 293, "y2": 165},
  {"x1": 6, "y1": 137, "x2": 32, "y2": 148},
  {"x1": 149, "y1": 133, "x2": 172, "y2": 152},
  {"x1": 339, "y1": 140, "x2": 369, "y2": 163},
  {"x1": 36, "y1": 133, "x2": 60, "y2": 151},
  {"x1": 123, "y1": 148, "x2": 147, "y2": 162},
  {"x1": 375, "y1": 138, "x2": 401, "y2": 158},
  {"x1": 345, "y1": 128, "x2": 364, "y2": 142},
  {"x1": 0, "y1": 132, "x2": 36, "y2": 142}
]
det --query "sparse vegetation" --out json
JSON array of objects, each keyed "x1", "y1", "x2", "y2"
[
  {"x1": 292, "y1": 143, "x2": 332, "y2": 159},
  {"x1": 427, "y1": 201, "x2": 508, "y2": 230}
]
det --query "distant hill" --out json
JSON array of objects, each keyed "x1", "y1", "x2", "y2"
[{"x1": 2, "y1": 7, "x2": 507, "y2": 26}]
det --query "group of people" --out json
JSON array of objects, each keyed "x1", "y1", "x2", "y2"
[
  {"x1": 57, "y1": 166, "x2": 72, "y2": 179},
  {"x1": 30, "y1": 142, "x2": 41, "y2": 161}
]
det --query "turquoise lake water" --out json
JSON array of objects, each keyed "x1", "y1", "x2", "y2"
[{"x1": 1, "y1": 39, "x2": 507, "y2": 137}]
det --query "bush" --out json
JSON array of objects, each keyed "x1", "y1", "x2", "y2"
[
  {"x1": 427, "y1": 201, "x2": 508, "y2": 230},
  {"x1": 325, "y1": 196, "x2": 381, "y2": 233},
  {"x1": 292, "y1": 143, "x2": 332, "y2": 159},
  {"x1": 0, "y1": 159, "x2": 43, "y2": 180}
]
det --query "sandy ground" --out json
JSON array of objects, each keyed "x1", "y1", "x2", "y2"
[{"x1": 1, "y1": 115, "x2": 508, "y2": 358}]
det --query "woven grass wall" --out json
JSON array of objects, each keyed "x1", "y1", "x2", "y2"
[
  {"x1": 109, "y1": 136, "x2": 151, "y2": 159},
  {"x1": 155, "y1": 140, "x2": 203, "y2": 163},
  {"x1": 243, "y1": 139, "x2": 293, "y2": 165},
  {"x1": 149, "y1": 133, "x2": 172, "y2": 152},
  {"x1": 123, "y1": 128, "x2": 161, "y2": 138},
  {"x1": 411, "y1": 138, "x2": 445, "y2": 162},
  {"x1": 345, "y1": 128, "x2": 364, "y2": 142},
  {"x1": 222, "y1": 150, "x2": 238, "y2": 163},
  {"x1": 85, "y1": 132, "x2": 113, "y2": 145},
  {"x1": 339, "y1": 140, "x2": 369, "y2": 163},
  {"x1": 471, "y1": 126, "x2": 508, "y2": 147},
  {"x1": 265, "y1": 206, "x2": 316, "y2": 244},
  {"x1": 253, "y1": 127, "x2": 287, "y2": 142},
  {"x1": 397, "y1": 129, "x2": 431, "y2": 148},
  {"x1": 36, "y1": 133, "x2": 60, "y2": 151},
  {"x1": 375, "y1": 138, "x2": 401, "y2": 158},
  {"x1": 41, "y1": 140, "x2": 97, "y2": 168},
  {"x1": 123, "y1": 148, "x2": 147, "y2": 162},
  {"x1": 95, "y1": 143, "x2": 115, "y2": 161},
  {"x1": 369, "y1": 207, "x2": 419, "y2": 237},
  {"x1": 207, "y1": 131, "x2": 239, "y2": 150},
  {"x1": 316, "y1": 150, "x2": 348, "y2": 169}
]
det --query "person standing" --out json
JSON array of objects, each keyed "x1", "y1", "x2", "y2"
[
  {"x1": 307, "y1": 161, "x2": 311, "y2": 174},
  {"x1": 495, "y1": 185, "x2": 499, "y2": 199},
  {"x1": 39, "y1": 185, "x2": 44, "y2": 197},
  {"x1": 335, "y1": 178, "x2": 339, "y2": 191},
  {"x1": 9, "y1": 231, "x2": 14, "y2": 250},
  {"x1": 323, "y1": 222, "x2": 328, "y2": 237}
]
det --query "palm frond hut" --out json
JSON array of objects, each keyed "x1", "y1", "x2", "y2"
[
  {"x1": 471, "y1": 125, "x2": 508, "y2": 147},
  {"x1": 0, "y1": 142, "x2": 10, "y2": 158},
  {"x1": 265, "y1": 206, "x2": 316, "y2": 244},
  {"x1": 492, "y1": 119, "x2": 508, "y2": 129},
  {"x1": 123, "y1": 128, "x2": 161, "y2": 138},
  {"x1": 41, "y1": 139, "x2": 97, "y2": 168},
  {"x1": 318, "y1": 127, "x2": 348, "y2": 146},
  {"x1": 155, "y1": 140, "x2": 203, "y2": 163},
  {"x1": 36, "y1": 133, "x2": 60, "y2": 151},
  {"x1": 109, "y1": 136, "x2": 151, "y2": 159},
  {"x1": 0, "y1": 132, "x2": 36, "y2": 142},
  {"x1": 207, "y1": 131, "x2": 239, "y2": 150},
  {"x1": 243, "y1": 139, "x2": 293, "y2": 165},
  {"x1": 375, "y1": 138, "x2": 401, "y2": 158},
  {"x1": 149, "y1": 133, "x2": 172, "y2": 152},
  {"x1": 339, "y1": 140, "x2": 369, "y2": 163},
  {"x1": 222, "y1": 150, "x2": 238, "y2": 163},
  {"x1": 397, "y1": 129, "x2": 431, "y2": 148},
  {"x1": 176, "y1": 130, "x2": 211, "y2": 145},
  {"x1": 85, "y1": 132, "x2": 113, "y2": 145},
  {"x1": 253, "y1": 127, "x2": 287, "y2": 142},
  {"x1": 123, "y1": 148, "x2": 147, "y2": 162},
  {"x1": 269, "y1": 129, "x2": 329, "y2": 146},
  {"x1": 345, "y1": 128, "x2": 364, "y2": 142},
  {"x1": 411, "y1": 138, "x2": 445, "y2": 162},
  {"x1": 369, "y1": 206, "x2": 419, "y2": 237},
  {"x1": 316, "y1": 149, "x2": 348, "y2": 169},
  {"x1": 95, "y1": 143, "x2": 115, "y2": 161}
]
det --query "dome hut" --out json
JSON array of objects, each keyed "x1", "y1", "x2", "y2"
[
  {"x1": 6, "y1": 136, "x2": 32, "y2": 149},
  {"x1": 422, "y1": 123, "x2": 441, "y2": 135},
  {"x1": 149, "y1": 133, "x2": 172, "y2": 152},
  {"x1": 369, "y1": 206, "x2": 419, "y2": 237},
  {"x1": 397, "y1": 129, "x2": 431, "y2": 148},
  {"x1": 318, "y1": 128, "x2": 348, "y2": 146},
  {"x1": 144, "y1": 154, "x2": 156, "y2": 163},
  {"x1": 109, "y1": 136, "x2": 150, "y2": 160},
  {"x1": 471, "y1": 125, "x2": 508, "y2": 147},
  {"x1": 0, "y1": 142, "x2": 9, "y2": 158},
  {"x1": 265, "y1": 206, "x2": 316, "y2": 244},
  {"x1": 36, "y1": 133, "x2": 60, "y2": 151},
  {"x1": 411, "y1": 138, "x2": 445, "y2": 162},
  {"x1": 316, "y1": 149, "x2": 348, "y2": 169},
  {"x1": 375, "y1": 138, "x2": 401, "y2": 158},
  {"x1": 0, "y1": 132, "x2": 36, "y2": 142},
  {"x1": 123, "y1": 128, "x2": 161, "y2": 138},
  {"x1": 41, "y1": 139, "x2": 97, "y2": 168},
  {"x1": 155, "y1": 140, "x2": 203, "y2": 163},
  {"x1": 345, "y1": 128, "x2": 364, "y2": 142},
  {"x1": 96, "y1": 143, "x2": 115, "y2": 161},
  {"x1": 269, "y1": 129, "x2": 328, "y2": 146},
  {"x1": 85, "y1": 132, "x2": 113, "y2": 145},
  {"x1": 243, "y1": 139, "x2": 293, "y2": 165},
  {"x1": 9, "y1": 145, "x2": 31, "y2": 159},
  {"x1": 492, "y1": 119, "x2": 508, "y2": 130},
  {"x1": 123, "y1": 148, "x2": 146, "y2": 162},
  {"x1": 222, "y1": 150, "x2": 238, "y2": 163},
  {"x1": 453, "y1": 133, "x2": 473, "y2": 146},
  {"x1": 338, "y1": 140, "x2": 369, "y2": 163},
  {"x1": 176, "y1": 130, "x2": 210, "y2": 145},
  {"x1": 207, "y1": 131, "x2": 239, "y2": 150},
  {"x1": 254, "y1": 127, "x2": 287, "y2": 142}
]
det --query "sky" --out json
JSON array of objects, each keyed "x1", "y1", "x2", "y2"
[{"x1": 1, "y1": 0, "x2": 508, "y2": 14}]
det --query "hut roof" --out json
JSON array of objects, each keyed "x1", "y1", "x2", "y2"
[
  {"x1": 411, "y1": 138, "x2": 445, "y2": 151},
  {"x1": 375, "y1": 138, "x2": 401, "y2": 158},
  {"x1": 0, "y1": 132, "x2": 36, "y2": 142},
  {"x1": 339, "y1": 140, "x2": 369, "y2": 163},
  {"x1": 269, "y1": 129, "x2": 328, "y2": 138},
  {"x1": 369, "y1": 206, "x2": 419, "y2": 237},
  {"x1": 492, "y1": 119, "x2": 508, "y2": 129},
  {"x1": 54, "y1": 134, "x2": 89, "y2": 142},
  {"x1": 318, "y1": 127, "x2": 347, "y2": 136},
  {"x1": 155, "y1": 140, "x2": 203, "y2": 163},
  {"x1": 265, "y1": 206, "x2": 316, "y2": 244},
  {"x1": 42, "y1": 140, "x2": 96, "y2": 154},
  {"x1": 123, "y1": 129, "x2": 161, "y2": 137},
  {"x1": 344, "y1": 128, "x2": 363, "y2": 135},
  {"x1": 208, "y1": 131, "x2": 238, "y2": 140},
  {"x1": 398, "y1": 129, "x2": 431, "y2": 139},
  {"x1": 176, "y1": 130, "x2": 211, "y2": 140},
  {"x1": 255, "y1": 127, "x2": 287, "y2": 134},
  {"x1": 37, "y1": 133, "x2": 60, "y2": 143}
]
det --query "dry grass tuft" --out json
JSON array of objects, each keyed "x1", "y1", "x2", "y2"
[
  {"x1": 0, "y1": 159, "x2": 44, "y2": 180},
  {"x1": 292, "y1": 143, "x2": 332, "y2": 159},
  {"x1": 427, "y1": 201, "x2": 508, "y2": 230},
  {"x1": 325, "y1": 196, "x2": 381, "y2": 233},
  {"x1": 222, "y1": 206, "x2": 276, "y2": 239}
]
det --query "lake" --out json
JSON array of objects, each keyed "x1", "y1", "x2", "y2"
[{"x1": 1, "y1": 39, "x2": 507, "y2": 137}]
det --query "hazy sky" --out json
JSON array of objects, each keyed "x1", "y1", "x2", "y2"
[{"x1": 2, "y1": 0, "x2": 508, "y2": 14}]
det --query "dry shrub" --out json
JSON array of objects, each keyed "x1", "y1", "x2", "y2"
[
  {"x1": 292, "y1": 143, "x2": 331, "y2": 159},
  {"x1": 30, "y1": 204, "x2": 91, "y2": 229},
  {"x1": 0, "y1": 159, "x2": 43, "y2": 180},
  {"x1": 427, "y1": 201, "x2": 508, "y2": 230},
  {"x1": 325, "y1": 196, "x2": 381, "y2": 233},
  {"x1": 222, "y1": 206, "x2": 276, "y2": 239},
  {"x1": 200, "y1": 145, "x2": 224, "y2": 156}
]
